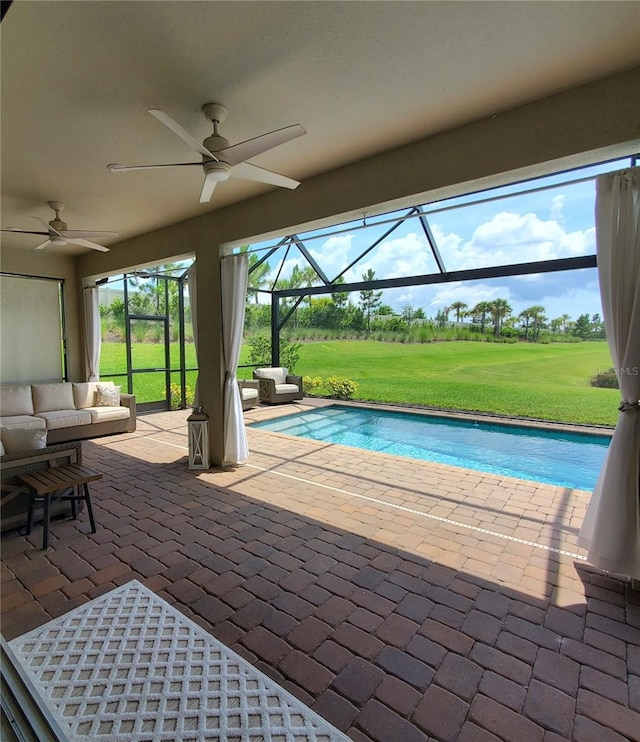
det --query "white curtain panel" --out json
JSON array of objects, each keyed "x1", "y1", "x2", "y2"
[
  {"x1": 221, "y1": 253, "x2": 249, "y2": 464},
  {"x1": 578, "y1": 167, "x2": 640, "y2": 579},
  {"x1": 83, "y1": 287, "x2": 101, "y2": 381},
  {"x1": 187, "y1": 263, "x2": 199, "y2": 403}
]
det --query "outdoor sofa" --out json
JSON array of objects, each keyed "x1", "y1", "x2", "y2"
[{"x1": 0, "y1": 381, "x2": 136, "y2": 446}]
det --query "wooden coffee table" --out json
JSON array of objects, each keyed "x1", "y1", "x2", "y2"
[{"x1": 19, "y1": 464, "x2": 101, "y2": 549}]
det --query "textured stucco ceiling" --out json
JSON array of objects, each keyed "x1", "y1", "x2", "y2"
[{"x1": 1, "y1": 1, "x2": 639, "y2": 256}]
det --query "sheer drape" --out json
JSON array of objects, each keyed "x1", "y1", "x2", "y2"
[
  {"x1": 187, "y1": 263, "x2": 199, "y2": 402},
  {"x1": 83, "y1": 287, "x2": 101, "y2": 381},
  {"x1": 221, "y1": 254, "x2": 249, "y2": 464},
  {"x1": 578, "y1": 167, "x2": 640, "y2": 579}
]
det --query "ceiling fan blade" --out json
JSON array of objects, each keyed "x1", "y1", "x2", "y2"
[
  {"x1": 62, "y1": 230, "x2": 119, "y2": 237},
  {"x1": 31, "y1": 215, "x2": 59, "y2": 235},
  {"x1": 108, "y1": 162, "x2": 201, "y2": 174},
  {"x1": 221, "y1": 124, "x2": 306, "y2": 166},
  {"x1": 67, "y1": 237, "x2": 110, "y2": 252},
  {"x1": 148, "y1": 109, "x2": 219, "y2": 161},
  {"x1": 1, "y1": 229, "x2": 48, "y2": 235},
  {"x1": 232, "y1": 162, "x2": 301, "y2": 190},
  {"x1": 35, "y1": 239, "x2": 52, "y2": 250},
  {"x1": 199, "y1": 176, "x2": 217, "y2": 203}
]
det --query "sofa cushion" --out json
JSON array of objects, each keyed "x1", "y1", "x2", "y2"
[
  {"x1": 275, "y1": 383, "x2": 301, "y2": 394},
  {"x1": 255, "y1": 367, "x2": 288, "y2": 384},
  {"x1": 85, "y1": 406, "x2": 130, "y2": 423},
  {"x1": 95, "y1": 384, "x2": 121, "y2": 407},
  {"x1": 0, "y1": 385, "x2": 34, "y2": 416},
  {"x1": 1, "y1": 427, "x2": 48, "y2": 454},
  {"x1": 72, "y1": 381, "x2": 115, "y2": 409},
  {"x1": 0, "y1": 415, "x2": 47, "y2": 431},
  {"x1": 35, "y1": 409, "x2": 92, "y2": 430},
  {"x1": 32, "y1": 383, "x2": 75, "y2": 413}
]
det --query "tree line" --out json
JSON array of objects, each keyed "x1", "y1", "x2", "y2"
[{"x1": 246, "y1": 259, "x2": 605, "y2": 342}]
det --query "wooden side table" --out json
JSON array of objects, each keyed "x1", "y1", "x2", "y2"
[{"x1": 19, "y1": 464, "x2": 102, "y2": 549}]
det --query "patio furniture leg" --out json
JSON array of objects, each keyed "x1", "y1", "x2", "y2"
[
  {"x1": 25, "y1": 494, "x2": 35, "y2": 536},
  {"x1": 70, "y1": 486, "x2": 78, "y2": 520},
  {"x1": 42, "y1": 495, "x2": 50, "y2": 550},
  {"x1": 83, "y1": 483, "x2": 97, "y2": 534}
]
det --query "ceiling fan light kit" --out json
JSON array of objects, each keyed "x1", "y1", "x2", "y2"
[{"x1": 107, "y1": 102, "x2": 306, "y2": 203}]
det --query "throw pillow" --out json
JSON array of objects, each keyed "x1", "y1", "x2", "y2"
[
  {"x1": 95, "y1": 384, "x2": 121, "y2": 407},
  {"x1": 1, "y1": 427, "x2": 47, "y2": 455},
  {"x1": 0, "y1": 439, "x2": 5, "y2": 456}
]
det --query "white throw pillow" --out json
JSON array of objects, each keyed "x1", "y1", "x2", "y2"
[
  {"x1": 0, "y1": 439, "x2": 5, "y2": 456},
  {"x1": 1, "y1": 427, "x2": 47, "y2": 454},
  {"x1": 95, "y1": 384, "x2": 121, "y2": 407}
]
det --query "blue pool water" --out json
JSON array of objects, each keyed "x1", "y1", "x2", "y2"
[{"x1": 251, "y1": 406, "x2": 610, "y2": 490}]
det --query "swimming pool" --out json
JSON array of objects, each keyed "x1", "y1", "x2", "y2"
[{"x1": 251, "y1": 405, "x2": 610, "y2": 490}]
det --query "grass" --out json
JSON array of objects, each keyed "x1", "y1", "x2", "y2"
[{"x1": 101, "y1": 339, "x2": 617, "y2": 426}]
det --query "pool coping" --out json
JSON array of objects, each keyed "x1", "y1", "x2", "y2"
[{"x1": 262, "y1": 397, "x2": 615, "y2": 438}]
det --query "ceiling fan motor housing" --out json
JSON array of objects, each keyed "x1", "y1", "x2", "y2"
[{"x1": 49, "y1": 218, "x2": 67, "y2": 232}]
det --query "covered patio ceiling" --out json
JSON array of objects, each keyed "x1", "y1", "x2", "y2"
[{"x1": 1, "y1": 1, "x2": 640, "y2": 256}]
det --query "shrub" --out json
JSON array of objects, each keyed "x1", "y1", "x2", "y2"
[
  {"x1": 169, "y1": 383, "x2": 195, "y2": 409},
  {"x1": 247, "y1": 334, "x2": 302, "y2": 372},
  {"x1": 589, "y1": 368, "x2": 619, "y2": 389},
  {"x1": 325, "y1": 375, "x2": 358, "y2": 399},
  {"x1": 303, "y1": 376, "x2": 324, "y2": 394}
]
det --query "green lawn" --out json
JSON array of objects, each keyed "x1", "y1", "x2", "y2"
[{"x1": 101, "y1": 339, "x2": 617, "y2": 426}]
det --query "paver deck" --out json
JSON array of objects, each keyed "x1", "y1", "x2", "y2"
[{"x1": 2, "y1": 404, "x2": 638, "y2": 741}]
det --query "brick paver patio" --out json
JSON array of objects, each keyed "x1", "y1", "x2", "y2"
[{"x1": 2, "y1": 404, "x2": 639, "y2": 741}]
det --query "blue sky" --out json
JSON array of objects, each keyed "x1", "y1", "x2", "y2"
[{"x1": 252, "y1": 157, "x2": 634, "y2": 322}]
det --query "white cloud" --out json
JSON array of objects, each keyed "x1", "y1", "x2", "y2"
[
  {"x1": 550, "y1": 194, "x2": 565, "y2": 221},
  {"x1": 345, "y1": 232, "x2": 436, "y2": 283},
  {"x1": 259, "y1": 205, "x2": 601, "y2": 318},
  {"x1": 432, "y1": 211, "x2": 595, "y2": 271}
]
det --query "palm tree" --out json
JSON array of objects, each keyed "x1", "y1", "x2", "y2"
[
  {"x1": 241, "y1": 246, "x2": 271, "y2": 304},
  {"x1": 489, "y1": 298, "x2": 512, "y2": 336},
  {"x1": 449, "y1": 301, "x2": 468, "y2": 323},
  {"x1": 559, "y1": 314, "x2": 571, "y2": 333},
  {"x1": 470, "y1": 301, "x2": 492, "y2": 333},
  {"x1": 550, "y1": 318, "x2": 563, "y2": 334},
  {"x1": 275, "y1": 264, "x2": 306, "y2": 326},
  {"x1": 359, "y1": 268, "x2": 383, "y2": 332},
  {"x1": 518, "y1": 308, "x2": 533, "y2": 340},
  {"x1": 331, "y1": 275, "x2": 349, "y2": 329},
  {"x1": 529, "y1": 306, "x2": 547, "y2": 340}
]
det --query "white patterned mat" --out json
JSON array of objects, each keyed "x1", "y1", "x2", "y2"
[{"x1": 8, "y1": 580, "x2": 350, "y2": 741}]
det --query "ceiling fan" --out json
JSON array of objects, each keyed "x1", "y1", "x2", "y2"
[
  {"x1": 1, "y1": 202, "x2": 115, "y2": 252},
  {"x1": 108, "y1": 102, "x2": 306, "y2": 203}
]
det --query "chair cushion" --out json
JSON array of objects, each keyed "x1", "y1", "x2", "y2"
[
  {"x1": 0, "y1": 415, "x2": 47, "y2": 431},
  {"x1": 85, "y1": 406, "x2": 130, "y2": 423},
  {"x1": 0, "y1": 427, "x2": 48, "y2": 454},
  {"x1": 275, "y1": 383, "x2": 301, "y2": 394},
  {"x1": 241, "y1": 388, "x2": 259, "y2": 401},
  {"x1": 35, "y1": 410, "x2": 92, "y2": 430},
  {"x1": 255, "y1": 367, "x2": 288, "y2": 384},
  {"x1": 32, "y1": 383, "x2": 75, "y2": 413},
  {"x1": 0, "y1": 385, "x2": 34, "y2": 416}
]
